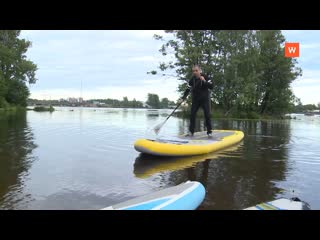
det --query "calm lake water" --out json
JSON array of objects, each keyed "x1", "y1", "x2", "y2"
[{"x1": 0, "y1": 107, "x2": 319, "y2": 210}]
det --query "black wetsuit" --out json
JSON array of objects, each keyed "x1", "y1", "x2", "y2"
[{"x1": 182, "y1": 74, "x2": 213, "y2": 134}]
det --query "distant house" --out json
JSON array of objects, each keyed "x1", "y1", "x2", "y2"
[
  {"x1": 92, "y1": 101, "x2": 107, "y2": 107},
  {"x1": 168, "y1": 104, "x2": 176, "y2": 109},
  {"x1": 305, "y1": 110, "x2": 320, "y2": 116},
  {"x1": 142, "y1": 102, "x2": 152, "y2": 108},
  {"x1": 98, "y1": 103, "x2": 107, "y2": 107}
]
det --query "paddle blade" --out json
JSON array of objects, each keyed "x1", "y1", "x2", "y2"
[{"x1": 153, "y1": 121, "x2": 165, "y2": 135}]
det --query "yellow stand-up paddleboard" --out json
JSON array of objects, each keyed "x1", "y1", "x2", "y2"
[{"x1": 134, "y1": 130, "x2": 244, "y2": 157}]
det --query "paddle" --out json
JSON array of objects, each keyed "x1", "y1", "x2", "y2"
[{"x1": 153, "y1": 99, "x2": 185, "y2": 135}]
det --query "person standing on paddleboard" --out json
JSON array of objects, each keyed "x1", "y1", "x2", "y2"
[{"x1": 179, "y1": 64, "x2": 213, "y2": 137}]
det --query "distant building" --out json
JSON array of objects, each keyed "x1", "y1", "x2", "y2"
[{"x1": 68, "y1": 98, "x2": 78, "y2": 103}]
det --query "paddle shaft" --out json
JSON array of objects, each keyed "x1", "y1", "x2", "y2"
[
  {"x1": 154, "y1": 99, "x2": 184, "y2": 134},
  {"x1": 162, "y1": 99, "x2": 184, "y2": 124}
]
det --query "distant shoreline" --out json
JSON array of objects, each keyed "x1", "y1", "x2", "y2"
[{"x1": 2, "y1": 107, "x2": 320, "y2": 121}]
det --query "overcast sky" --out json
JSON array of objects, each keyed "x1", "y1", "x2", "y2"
[{"x1": 20, "y1": 30, "x2": 320, "y2": 105}]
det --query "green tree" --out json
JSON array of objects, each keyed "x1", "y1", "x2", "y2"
[
  {"x1": 257, "y1": 31, "x2": 302, "y2": 116},
  {"x1": 138, "y1": 101, "x2": 143, "y2": 108},
  {"x1": 146, "y1": 93, "x2": 160, "y2": 109},
  {"x1": 131, "y1": 98, "x2": 137, "y2": 108},
  {"x1": 123, "y1": 96, "x2": 129, "y2": 108},
  {"x1": 5, "y1": 79, "x2": 30, "y2": 107},
  {"x1": 160, "y1": 97, "x2": 169, "y2": 108},
  {"x1": 131, "y1": 98, "x2": 143, "y2": 108},
  {"x1": 289, "y1": 97, "x2": 302, "y2": 113},
  {"x1": 0, "y1": 30, "x2": 37, "y2": 107},
  {"x1": 150, "y1": 30, "x2": 302, "y2": 118}
]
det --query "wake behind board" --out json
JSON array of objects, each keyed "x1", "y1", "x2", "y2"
[
  {"x1": 134, "y1": 130, "x2": 244, "y2": 157},
  {"x1": 244, "y1": 198, "x2": 310, "y2": 210},
  {"x1": 102, "y1": 181, "x2": 205, "y2": 210}
]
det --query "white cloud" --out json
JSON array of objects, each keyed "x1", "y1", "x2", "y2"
[
  {"x1": 109, "y1": 40, "x2": 140, "y2": 49},
  {"x1": 127, "y1": 30, "x2": 166, "y2": 39},
  {"x1": 142, "y1": 77, "x2": 176, "y2": 85},
  {"x1": 302, "y1": 69, "x2": 320, "y2": 77},
  {"x1": 300, "y1": 43, "x2": 320, "y2": 49},
  {"x1": 292, "y1": 85, "x2": 320, "y2": 105},
  {"x1": 30, "y1": 88, "x2": 78, "y2": 100},
  {"x1": 282, "y1": 30, "x2": 304, "y2": 36},
  {"x1": 293, "y1": 70, "x2": 320, "y2": 87},
  {"x1": 293, "y1": 77, "x2": 320, "y2": 87},
  {"x1": 129, "y1": 56, "x2": 157, "y2": 62},
  {"x1": 291, "y1": 69, "x2": 320, "y2": 104}
]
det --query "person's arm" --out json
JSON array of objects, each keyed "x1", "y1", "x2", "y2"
[
  {"x1": 181, "y1": 78, "x2": 193, "y2": 100},
  {"x1": 205, "y1": 77, "x2": 213, "y2": 90},
  {"x1": 201, "y1": 74, "x2": 213, "y2": 90}
]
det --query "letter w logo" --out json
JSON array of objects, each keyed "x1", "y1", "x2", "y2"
[{"x1": 285, "y1": 43, "x2": 299, "y2": 57}]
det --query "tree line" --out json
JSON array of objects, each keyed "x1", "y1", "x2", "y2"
[
  {"x1": 146, "y1": 93, "x2": 176, "y2": 109},
  {"x1": 292, "y1": 101, "x2": 320, "y2": 113},
  {"x1": 28, "y1": 94, "x2": 175, "y2": 109}
]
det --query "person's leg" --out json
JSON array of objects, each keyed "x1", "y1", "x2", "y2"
[
  {"x1": 189, "y1": 99, "x2": 201, "y2": 135},
  {"x1": 202, "y1": 97, "x2": 212, "y2": 135}
]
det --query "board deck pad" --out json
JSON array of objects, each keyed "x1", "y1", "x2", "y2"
[{"x1": 155, "y1": 131, "x2": 234, "y2": 145}]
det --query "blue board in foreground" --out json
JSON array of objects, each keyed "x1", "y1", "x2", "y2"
[{"x1": 102, "y1": 181, "x2": 205, "y2": 210}]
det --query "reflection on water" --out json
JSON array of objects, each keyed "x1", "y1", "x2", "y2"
[
  {"x1": 146, "y1": 110, "x2": 160, "y2": 118},
  {"x1": 0, "y1": 108, "x2": 319, "y2": 209},
  {"x1": 167, "y1": 120, "x2": 291, "y2": 209},
  {"x1": 0, "y1": 111, "x2": 37, "y2": 209},
  {"x1": 29, "y1": 189, "x2": 114, "y2": 210},
  {"x1": 134, "y1": 143, "x2": 242, "y2": 179}
]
